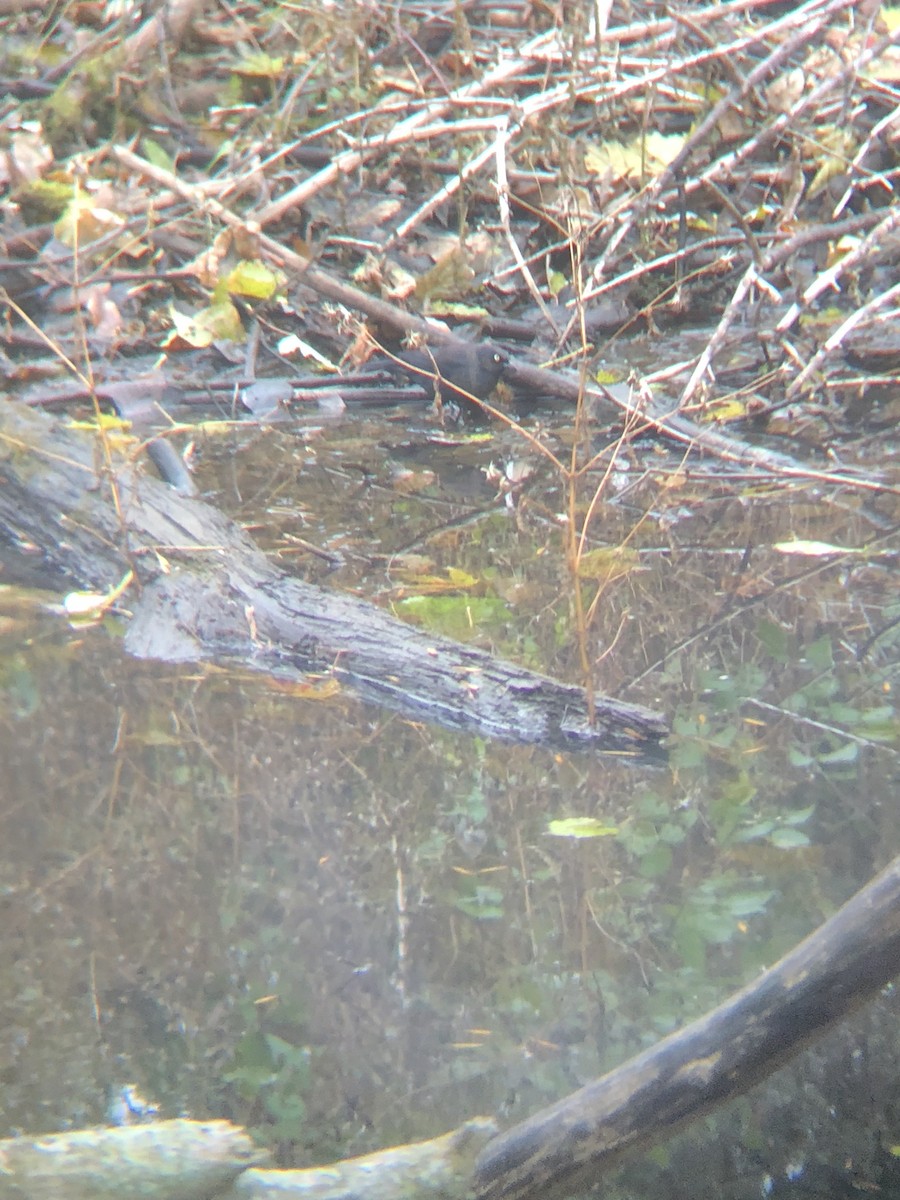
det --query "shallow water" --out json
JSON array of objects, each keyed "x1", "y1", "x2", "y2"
[{"x1": 1, "y1": 391, "x2": 897, "y2": 1191}]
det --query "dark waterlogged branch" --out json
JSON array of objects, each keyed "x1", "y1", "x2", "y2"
[{"x1": 0, "y1": 403, "x2": 667, "y2": 756}]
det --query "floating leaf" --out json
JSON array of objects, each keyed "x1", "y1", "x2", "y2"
[
  {"x1": 63, "y1": 571, "x2": 133, "y2": 624},
  {"x1": 773, "y1": 539, "x2": 856, "y2": 557},
  {"x1": 783, "y1": 805, "x2": 815, "y2": 825},
  {"x1": 396, "y1": 569, "x2": 479, "y2": 595},
  {"x1": 396, "y1": 594, "x2": 509, "y2": 639},
  {"x1": 756, "y1": 617, "x2": 792, "y2": 662},
  {"x1": 547, "y1": 818, "x2": 619, "y2": 838},
  {"x1": 726, "y1": 889, "x2": 775, "y2": 917},
  {"x1": 594, "y1": 366, "x2": 627, "y2": 384},
  {"x1": 638, "y1": 843, "x2": 673, "y2": 877},
  {"x1": 269, "y1": 676, "x2": 341, "y2": 700},
  {"x1": 446, "y1": 567, "x2": 478, "y2": 587}
]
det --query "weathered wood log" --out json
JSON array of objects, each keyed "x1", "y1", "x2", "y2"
[
  {"x1": 228, "y1": 1118, "x2": 497, "y2": 1200},
  {"x1": 473, "y1": 852, "x2": 900, "y2": 1200},
  {"x1": 0, "y1": 1117, "x2": 496, "y2": 1200},
  {"x1": 0, "y1": 1119, "x2": 264, "y2": 1200},
  {"x1": 0, "y1": 403, "x2": 667, "y2": 756}
]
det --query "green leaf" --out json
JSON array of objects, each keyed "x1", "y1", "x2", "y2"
[
  {"x1": 726, "y1": 890, "x2": 774, "y2": 917},
  {"x1": 547, "y1": 818, "x2": 619, "y2": 838},
  {"x1": 783, "y1": 805, "x2": 815, "y2": 826},
  {"x1": 395, "y1": 594, "x2": 510, "y2": 640},
  {"x1": 235, "y1": 52, "x2": 285, "y2": 78},
  {"x1": 818, "y1": 741, "x2": 858, "y2": 765},
  {"x1": 769, "y1": 827, "x2": 811, "y2": 849},
  {"x1": 805, "y1": 635, "x2": 834, "y2": 671},
  {"x1": 638, "y1": 844, "x2": 673, "y2": 878},
  {"x1": 756, "y1": 618, "x2": 792, "y2": 663},
  {"x1": 141, "y1": 138, "x2": 175, "y2": 173},
  {"x1": 734, "y1": 820, "x2": 776, "y2": 842}
]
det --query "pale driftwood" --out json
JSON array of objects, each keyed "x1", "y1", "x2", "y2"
[
  {"x1": 229, "y1": 1118, "x2": 498, "y2": 1200},
  {"x1": 0, "y1": 1119, "x2": 264, "y2": 1200},
  {"x1": 473, "y1": 852, "x2": 900, "y2": 1200},
  {"x1": 0, "y1": 403, "x2": 667, "y2": 755},
  {"x1": 0, "y1": 1117, "x2": 496, "y2": 1200}
]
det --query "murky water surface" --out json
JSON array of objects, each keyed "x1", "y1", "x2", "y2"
[{"x1": 1, "y1": 392, "x2": 897, "y2": 1191}]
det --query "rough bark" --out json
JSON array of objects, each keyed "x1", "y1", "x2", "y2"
[
  {"x1": 0, "y1": 1120, "x2": 263, "y2": 1200},
  {"x1": 0, "y1": 1117, "x2": 496, "y2": 1200},
  {"x1": 0, "y1": 403, "x2": 667, "y2": 756},
  {"x1": 229, "y1": 1118, "x2": 497, "y2": 1200}
]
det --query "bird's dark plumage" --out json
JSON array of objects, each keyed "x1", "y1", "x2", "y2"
[{"x1": 387, "y1": 342, "x2": 508, "y2": 410}]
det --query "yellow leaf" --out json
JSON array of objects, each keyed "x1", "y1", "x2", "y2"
[
  {"x1": 399, "y1": 568, "x2": 480, "y2": 595},
  {"x1": 642, "y1": 131, "x2": 686, "y2": 168},
  {"x1": 548, "y1": 818, "x2": 619, "y2": 838},
  {"x1": 269, "y1": 676, "x2": 341, "y2": 700},
  {"x1": 55, "y1": 195, "x2": 124, "y2": 246},
  {"x1": 446, "y1": 567, "x2": 478, "y2": 587},
  {"x1": 585, "y1": 132, "x2": 686, "y2": 182},
  {"x1": 706, "y1": 398, "x2": 749, "y2": 423},
  {"x1": 164, "y1": 301, "x2": 244, "y2": 348},
  {"x1": 234, "y1": 53, "x2": 285, "y2": 78},
  {"x1": 593, "y1": 366, "x2": 627, "y2": 385},
  {"x1": 576, "y1": 546, "x2": 640, "y2": 583},
  {"x1": 67, "y1": 413, "x2": 131, "y2": 432},
  {"x1": 584, "y1": 139, "x2": 637, "y2": 180},
  {"x1": 808, "y1": 128, "x2": 856, "y2": 199},
  {"x1": 223, "y1": 259, "x2": 286, "y2": 300}
]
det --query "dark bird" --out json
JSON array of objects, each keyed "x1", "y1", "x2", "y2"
[{"x1": 386, "y1": 342, "x2": 508, "y2": 412}]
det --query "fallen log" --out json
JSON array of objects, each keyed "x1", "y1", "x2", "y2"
[
  {"x1": 0, "y1": 1119, "x2": 264, "y2": 1200},
  {"x1": 0, "y1": 403, "x2": 667, "y2": 756},
  {"x1": 0, "y1": 1117, "x2": 497, "y2": 1200},
  {"x1": 473, "y1": 851, "x2": 900, "y2": 1200},
  {"x1": 230, "y1": 1117, "x2": 498, "y2": 1200}
]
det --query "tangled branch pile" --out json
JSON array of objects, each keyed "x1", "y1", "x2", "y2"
[{"x1": 1, "y1": 0, "x2": 899, "y2": 457}]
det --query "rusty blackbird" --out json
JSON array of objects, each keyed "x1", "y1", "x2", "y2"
[{"x1": 387, "y1": 342, "x2": 507, "y2": 410}]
